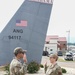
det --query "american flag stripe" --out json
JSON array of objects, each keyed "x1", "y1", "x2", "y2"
[{"x1": 16, "y1": 20, "x2": 27, "y2": 27}]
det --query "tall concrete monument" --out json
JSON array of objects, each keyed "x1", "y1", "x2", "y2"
[{"x1": 0, "y1": 0, "x2": 53, "y2": 65}]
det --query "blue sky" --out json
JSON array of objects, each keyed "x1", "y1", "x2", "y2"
[{"x1": 0, "y1": 0, "x2": 75, "y2": 43}]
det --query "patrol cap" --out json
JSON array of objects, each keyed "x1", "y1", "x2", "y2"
[
  {"x1": 14, "y1": 47, "x2": 27, "y2": 56},
  {"x1": 49, "y1": 54, "x2": 58, "y2": 61}
]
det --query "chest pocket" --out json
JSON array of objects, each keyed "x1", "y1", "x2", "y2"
[{"x1": 49, "y1": 66, "x2": 58, "y2": 75}]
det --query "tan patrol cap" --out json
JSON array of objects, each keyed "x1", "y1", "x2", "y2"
[{"x1": 14, "y1": 47, "x2": 27, "y2": 55}]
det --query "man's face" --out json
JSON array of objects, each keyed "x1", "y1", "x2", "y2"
[
  {"x1": 50, "y1": 57, "x2": 56, "y2": 63},
  {"x1": 18, "y1": 52, "x2": 24, "y2": 58}
]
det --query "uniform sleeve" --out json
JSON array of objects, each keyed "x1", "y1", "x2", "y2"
[
  {"x1": 56, "y1": 66, "x2": 62, "y2": 75},
  {"x1": 20, "y1": 62, "x2": 27, "y2": 74},
  {"x1": 14, "y1": 62, "x2": 27, "y2": 75}
]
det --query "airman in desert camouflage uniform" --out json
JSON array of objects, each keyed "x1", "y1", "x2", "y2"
[
  {"x1": 46, "y1": 54, "x2": 62, "y2": 75},
  {"x1": 10, "y1": 47, "x2": 27, "y2": 75}
]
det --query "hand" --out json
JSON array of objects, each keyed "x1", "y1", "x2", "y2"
[
  {"x1": 45, "y1": 62, "x2": 47, "y2": 65},
  {"x1": 23, "y1": 54, "x2": 27, "y2": 63}
]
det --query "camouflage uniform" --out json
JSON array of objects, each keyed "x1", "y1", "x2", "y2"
[
  {"x1": 46, "y1": 63, "x2": 62, "y2": 75},
  {"x1": 10, "y1": 57, "x2": 27, "y2": 75}
]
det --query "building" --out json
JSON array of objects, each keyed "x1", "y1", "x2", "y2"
[
  {"x1": 58, "y1": 37, "x2": 67, "y2": 50},
  {"x1": 44, "y1": 35, "x2": 58, "y2": 54},
  {"x1": 44, "y1": 35, "x2": 67, "y2": 54}
]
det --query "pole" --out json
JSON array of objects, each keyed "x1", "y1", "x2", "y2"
[{"x1": 66, "y1": 30, "x2": 70, "y2": 50}]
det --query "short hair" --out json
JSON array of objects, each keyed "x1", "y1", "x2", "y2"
[{"x1": 49, "y1": 54, "x2": 58, "y2": 61}]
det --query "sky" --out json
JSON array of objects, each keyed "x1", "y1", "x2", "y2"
[{"x1": 0, "y1": 0, "x2": 75, "y2": 43}]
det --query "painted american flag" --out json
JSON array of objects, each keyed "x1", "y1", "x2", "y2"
[{"x1": 16, "y1": 20, "x2": 27, "y2": 27}]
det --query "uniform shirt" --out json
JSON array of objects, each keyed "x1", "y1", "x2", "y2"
[
  {"x1": 46, "y1": 63, "x2": 62, "y2": 75},
  {"x1": 10, "y1": 57, "x2": 27, "y2": 75}
]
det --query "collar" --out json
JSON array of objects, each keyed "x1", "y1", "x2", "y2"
[
  {"x1": 50, "y1": 63, "x2": 57, "y2": 68},
  {"x1": 13, "y1": 57, "x2": 21, "y2": 62}
]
